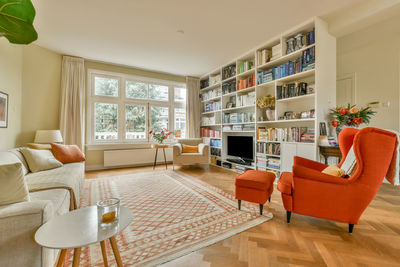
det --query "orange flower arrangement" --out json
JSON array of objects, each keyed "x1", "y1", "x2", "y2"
[{"x1": 330, "y1": 104, "x2": 375, "y2": 128}]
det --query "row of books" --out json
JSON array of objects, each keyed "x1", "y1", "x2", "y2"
[
  {"x1": 204, "y1": 101, "x2": 221, "y2": 113},
  {"x1": 200, "y1": 88, "x2": 221, "y2": 101},
  {"x1": 222, "y1": 79, "x2": 236, "y2": 95},
  {"x1": 305, "y1": 28, "x2": 315, "y2": 46},
  {"x1": 256, "y1": 142, "x2": 280, "y2": 155},
  {"x1": 201, "y1": 115, "x2": 220, "y2": 126},
  {"x1": 210, "y1": 147, "x2": 221, "y2": 157},
  {"x1": 257, "y1": 49, "x2": 272, "y2": 65},
  {"x1": 223, "y1": 112, "x2": 255, "y2": 124},
  {"x1": 302, "y1": 47, "x2": 315, "y2": 71},
  {"x1": 201, "y1": 128, "x2": 221, "y2": 138},
  {"x1": 200, "y1": 78, "x2": 209, "y2": 89},
  {"x1": 237, "y1": 74, "x2": 255, "y2": 90},
  {"x1": 236, "y1": 92, "x2": 256, "y2": 107},
  {"x1": 276, "y1": 82, "x2": 308, "y2": 99},
  {"x1": 257, "y1": 127, "x2": 315, "y2": 143},
  {"x1": 238, "y1": 60, "x2": 254, "y2": 74},
  {"x1": 256, "y1": 157, "x2": 280, "y2": 170}
]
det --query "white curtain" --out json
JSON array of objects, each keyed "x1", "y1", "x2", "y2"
[
  {"x1": 186, "y1": 76, "x2": 200, "y2": 138},
  {"x1": 59, "y1": 56, "x2": 85, "y2": 150}
]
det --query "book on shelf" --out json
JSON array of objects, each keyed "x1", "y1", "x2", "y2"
[
  {"x1": 276, "y1": 82, "x2": 308, "y2": 100},
  {"x1": 257, "y1": 49, "x2": 272, "y2": 65},
  {"x1": 201, "y1": 128, "x2": 221, "y2": 138},
  {"x1": 238, "y1": 60, "x2": 254, "y2": 74},
  {"x1": 237, "y1": 74, "x2": 255, "y2": 90},
  {"x1": 256, "y1": 142, "x2": 280, "y2": 155}
]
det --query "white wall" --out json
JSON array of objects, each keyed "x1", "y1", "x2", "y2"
[{"x1": 337, "y1": 15, "x2": 400, "y2": 131}]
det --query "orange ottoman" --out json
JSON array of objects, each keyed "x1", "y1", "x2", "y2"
[{"x1": 235, "y1": 170, "x2": 275, "y2": 215}]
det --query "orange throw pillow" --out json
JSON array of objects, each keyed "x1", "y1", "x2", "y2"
[
  {"x1": 51, "y1": 143, "x2": 85, "y2": 164},
  {"x1": 181, "y1": 144, "x2": 199, "y2": 153}
]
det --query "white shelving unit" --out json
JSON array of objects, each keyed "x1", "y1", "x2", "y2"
[{"x1": 200, "y1": 17, "x2": 336, "y2": 175}]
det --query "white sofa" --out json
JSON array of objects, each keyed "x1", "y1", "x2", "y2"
[{"x1": 0, "y1": 148, "x2": 84, "y2": 267}]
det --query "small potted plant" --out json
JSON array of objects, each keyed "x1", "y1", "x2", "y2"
[
  {"x1": 174, "y1": 129, "x2": 182, "y2": 138},
  {"x1": 149, "y1": 128, "x2": 172, "y2": 144},
  {"x1": 257, "y1": 94, "x2": 276, "y2": 121},
  {"x1": 330, "y1": 104, "x2": 376, "y2": 136}
]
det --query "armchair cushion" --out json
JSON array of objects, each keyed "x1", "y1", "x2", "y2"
[
  {"x1": 182, "y1": 144, "x2": 199, "y2": 153},
  {"x1": 322, "y1": 164, "x2": 346, "y2": 177}
]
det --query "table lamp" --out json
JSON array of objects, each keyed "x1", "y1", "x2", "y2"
[{"x1": 34, "y1": 130, "x2": 64, "y2": 144}]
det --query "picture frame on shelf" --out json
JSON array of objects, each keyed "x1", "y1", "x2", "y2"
[
  {"x1": 0, "y1": 91, "x2": 8, "y2": 128},
  {"x1": 320, "y1": 122, "x2": 327, "y2": 136}
]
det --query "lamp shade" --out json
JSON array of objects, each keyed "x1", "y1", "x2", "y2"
[{"x1": 34, "y1": 130, "x2": 64, "y2": 144}]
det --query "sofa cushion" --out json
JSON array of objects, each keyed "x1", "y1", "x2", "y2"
[
  {"x1": 21, "y1": 148, "x2": 63, "y2": 173},
  {"x1": 30, "y1": 189, "x2": 70, "y2": 216},
  {"x1": 235, "y1": 170, "x2": 275, "y2": 191},
  {"x1": 277, "y1": 172, "x2": 293, "y2": 195},
  {"x1": 0, "y1": 150, "x2": 28, "y2": 175},
  {"x1": 27, "y1": 143, "x2": 52, "y2": 150},
  {"x1": 182, "y1": 144, "x2": 199, "y2": 153},
  {"x1": 26, "y1": 162, "x2": 85, "y2": 205},
  {"x1": 0, "y1": 163, "x2": 30, "y2": 205},
  {"x1": 51, "y1": 143, "x2": 85, "y2": 164}
]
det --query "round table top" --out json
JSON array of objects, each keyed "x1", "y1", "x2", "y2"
[
  {"x1": 151, "y1": 144, "x2": 169, "y2": 148},
  {"x1": 35, "y1": 206, "x2": 132, "y2": 249}
]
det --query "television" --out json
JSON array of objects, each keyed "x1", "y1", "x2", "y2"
[{"x1": 227, "y1": 136, "x2": 254, "y2": 161}]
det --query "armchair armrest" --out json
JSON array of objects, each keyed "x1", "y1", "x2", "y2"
[
  {"x1": 173, "y1": 144, "x2": 182, "y2": 157},
  {"x1": 198, "y1": 143, "x2": 209, "y2": 156},
  {"x1": 294, "y1": 156, "x2": 328, "y2": 172},
  {"x1": 293, "y1": 165, "x2": 350, "y2": 185}
]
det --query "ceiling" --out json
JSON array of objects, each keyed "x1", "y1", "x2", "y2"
[{"x1": 32, "y1": 0, "x2": 363, "y2": 77}]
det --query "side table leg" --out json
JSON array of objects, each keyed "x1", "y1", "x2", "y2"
[
  {"x1": 100, "y1": 241, "x2": 109, "y2": 267},
  {"x1": 109, "y1": 236, "x2": 123, "y2": 267},
  {"x1": 153, "y1": 148, "x2": 158, "y2": 170},
  {"x1": 163, "y1": 148, "x2": 167, "y2": 169},
  {"x1": 72, "y1": 247, "x2": 81, "y2": 267},
  {"x1": 56, "y1": 249, "x2": 66, "y2": 267}
]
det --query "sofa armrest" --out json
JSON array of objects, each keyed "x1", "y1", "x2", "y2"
[
  {"x1": 0, "y1": 200, "x2": 55, "y2": 267},
  {"x1": 173, "y1": 144, "x2": 182, "y2": 157},
  {"x1": 293, "y1": 156, "x2": 328, "y2": 172},
  {"x1": 198, "y1": 143, "x2": 209, "y2": 156}
]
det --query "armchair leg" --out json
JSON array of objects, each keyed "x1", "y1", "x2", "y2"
[
  {"x1": 238, "y1": 200, "x2": 241, "y2": 210},
  {"x1": 268, "y1": 197, "x2": 271, "y2": 202},
  {"x1": 286, "y1": 211, "x2": 292, "y2": 224},
  {"x1": 259, "y1": 204, "x2": 263, "y2": 215},
  {"x1": 349, "y1": 224, "x2": 354, "y2": 234}
]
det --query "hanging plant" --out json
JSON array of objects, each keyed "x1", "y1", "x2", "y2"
[{"x1": 0, "y1": 0, "x2": 38, "y2": 44}]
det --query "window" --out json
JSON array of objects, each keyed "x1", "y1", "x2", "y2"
[{"x1": 88, "y1": 70, "x2": 186, "y2": 144}]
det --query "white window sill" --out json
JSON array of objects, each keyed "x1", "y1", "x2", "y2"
[{"x1": 85, "y1": 141, "x2": 178, "y2": 151}]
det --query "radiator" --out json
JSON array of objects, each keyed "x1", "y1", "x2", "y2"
[{"x1": 104, "y1": 148, "x2": 173, "y2": 167}]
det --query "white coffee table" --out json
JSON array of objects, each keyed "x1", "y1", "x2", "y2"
[{"x1": 35, "y1": 206, "x2": 133, "y2": 267}]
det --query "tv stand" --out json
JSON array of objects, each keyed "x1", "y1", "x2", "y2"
[{"x1": 227, "y1": 158, "x2": 252, "y2": 166}]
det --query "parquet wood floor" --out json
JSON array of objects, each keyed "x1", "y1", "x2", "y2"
[{"x1": 86, "y1": 165, "x2": 400, "y2": 267}]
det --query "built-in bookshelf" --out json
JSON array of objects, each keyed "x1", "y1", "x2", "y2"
[{"x1": 200, "y1": 18, "x2": 336, "y2": 175}]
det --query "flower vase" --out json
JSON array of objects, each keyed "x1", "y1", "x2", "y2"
[{"x1": 266, "y1": 109, "x2": 275, "y2": 121}]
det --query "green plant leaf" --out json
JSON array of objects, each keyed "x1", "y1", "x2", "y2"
[{"x1": 0, "y1": 0, "x2": 37, "y2": 44}]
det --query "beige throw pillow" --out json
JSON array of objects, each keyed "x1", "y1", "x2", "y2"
[
  {"x1": 21, "y1": 148, "x2": 63, "y2": 173},
  {"x1": 0, "y1": 163, "x2": 30, "y2": 205},
  {"x1": 322, "y1": 164, "x2": 346, "y2": 177}
]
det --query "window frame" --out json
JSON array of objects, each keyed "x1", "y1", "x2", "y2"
[{"x1": 87, "y1": 69, "x2": 186, "y2": 145}]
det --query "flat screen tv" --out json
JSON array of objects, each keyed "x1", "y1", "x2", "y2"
[{"x1": 227, "y1": 136, "x2": 254, "y2": 161}]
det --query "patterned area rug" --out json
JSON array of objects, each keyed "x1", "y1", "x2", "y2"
[{"x1": 64, "y1": 170, "x2": 272, "y2": 266}]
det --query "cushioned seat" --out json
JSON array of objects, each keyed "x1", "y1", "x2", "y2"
[
  {"x1": 235, "y1": 170, "x2": 275, "y2": 191},
  {"x1": 277, "y1": 172, "x2": 293, "y2": 195},
  {"x1": 235, "y1": 170, "x2": 275, "y2": 215}
]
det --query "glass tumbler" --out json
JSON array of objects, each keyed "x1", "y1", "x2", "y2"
[{"x1": 97, "y1": 198, "x2": 120, "y2": 227}]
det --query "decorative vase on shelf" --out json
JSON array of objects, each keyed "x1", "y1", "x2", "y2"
[
  {"x1": 294, "y1": 33, "x2": 304, "y2": 50},
  {"x1": 286, "y1": 38, "x2": 295, "y2": 54},
  {"x1": 266, "y1": 109, "x2": 275, "y2": 121}
]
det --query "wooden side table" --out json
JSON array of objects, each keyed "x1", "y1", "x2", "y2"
[
  {"x1": 152, "y1": 144, "x2": 168, "y2": 170},
  {"x1": 35, "y1": 206, "x2": 132, "y2": 267},
  {"x1": 319, "y1": 146, "x2": 342, "y2": 164}
]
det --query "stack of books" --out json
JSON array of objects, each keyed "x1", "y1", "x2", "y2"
[
  {"x1": 237, "y1": 74, "x2": 255, "y2": 90},
  {"x1": 271, "y1": 43, "x2": 282, "y2": 61},
  {"x1": 257, "y1": 127, "x2": 315, "y2": 143},
  {"x1": 204, "y1": 101, "x2": 221, "y2": 112},
  {"x1": 201, "y1": 128, "x2": 221, "y2": 138},
  {"x1": 257, "y1": 49, "x2": 272, "y2": 65},
  {"x1": 238, "y1": 61, "x2": 254, "y2": 74},
  {"x1": 257, "y1": 70, "x2": 273, "y2": 84},
  {"x1": 267, "y1": 158, "x2": 280, "y2": 169}
]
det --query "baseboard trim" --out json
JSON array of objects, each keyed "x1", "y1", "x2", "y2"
[{"x1": 85, "y1": 161, "x2": 173, "y2": 171}]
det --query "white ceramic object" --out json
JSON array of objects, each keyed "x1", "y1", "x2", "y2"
[{"x1": 35, "y1": 206, "x2": 132, "y2": 249}]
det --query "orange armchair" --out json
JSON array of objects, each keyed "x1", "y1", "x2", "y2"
[{"x1": 278, "y1": 127, "x2": 397, "y2": 233}]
